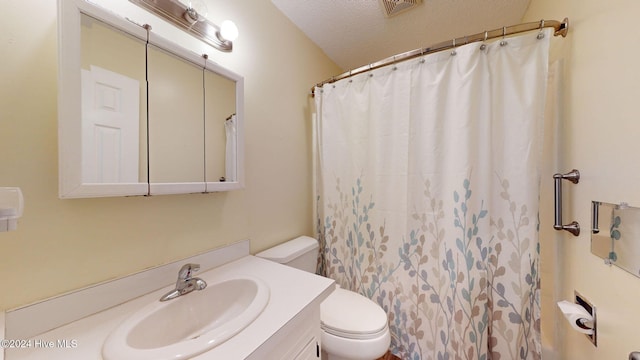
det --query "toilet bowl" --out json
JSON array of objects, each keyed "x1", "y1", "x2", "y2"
[
  {"x1": 320, "y1": 287, "x2": 391, "y2": 360},
  {"x1": 256, "y1": 236, "x2": 391, "y2": 360}
]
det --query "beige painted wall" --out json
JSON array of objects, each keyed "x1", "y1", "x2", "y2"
[
  {"x1": 524, "y1": 0, "x2": 640, "y2": 358},
  {"x1": 0, "y1": 0, "x2": 340, "y2": 310}
]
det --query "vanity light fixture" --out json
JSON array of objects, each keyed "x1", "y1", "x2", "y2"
[{"x1": 129, "y1": 0, "x2": 238, "y2": 52}]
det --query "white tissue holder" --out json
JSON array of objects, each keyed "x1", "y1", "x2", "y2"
[
  {"x1": 557, "y1": 291, "x2": 597, "y2": 346},
  {"x1": 0, "y1": 187, "x2": 24, "y2": 232}
]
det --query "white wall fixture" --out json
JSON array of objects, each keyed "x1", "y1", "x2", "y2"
[
  {"x1": 0, "y1": 187, "x2": 24, "y2": 232},
  {"x1": 379, "y1": 0, "x2": 422, "y2": 18}
]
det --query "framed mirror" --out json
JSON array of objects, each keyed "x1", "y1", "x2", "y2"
[
  {"x1": 59, "y1": 1, "x2": 150, "y2": 198},
  {"x1": 80, "y1": 14, "x2": 148, "y2": 187},
  {"x1": 204, "y1": 58, "x2": 244, "y2": 192},
  {"x1": 591, "y1": 201, "x2": 640, "y2": 278},
  {"x1": 146, "y1": 38, "x2": 206, "y2": 195},
  {"x1": 58, "y1": 0, "x2": 244, "y2": 198}
]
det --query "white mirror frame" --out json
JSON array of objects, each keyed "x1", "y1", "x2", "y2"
[
  {"x1": 58, "y1": 0, "x2": 149, "y2": 198},
  {"x1": 145, "y1": 33, "x2": 245, "y2": 195},
  {"x1": 58, "y1": 0, "x2": 244, "y2": 198},
  {"x1": 204, "y1": 58, "x2": 244, "y2": 193}
]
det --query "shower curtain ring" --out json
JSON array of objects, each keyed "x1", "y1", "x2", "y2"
[
  {"x1": 537, "y1": 19, "x2": 546, "y2": 39},
  {"x1": 451, "y1": 38, "x2": 457, "y2": 56},
  {"x1": 500, "y1": 26, "x2": 508, "y2": 46},
  {"x1": 480, "y1": 31, "x2": 488, "y2": 51}
]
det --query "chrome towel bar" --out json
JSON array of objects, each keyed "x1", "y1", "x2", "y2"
[{"x1": 553, "y1": 169, "x2": 580, "y2": 236}]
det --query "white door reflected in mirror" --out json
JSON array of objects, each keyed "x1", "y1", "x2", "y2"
[{"x1": 81, "y1": 66, "x2": 140, "y2": 184}]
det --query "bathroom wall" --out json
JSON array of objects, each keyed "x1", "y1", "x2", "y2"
[
  {"x1": 0, "y1": 0, "x2": 340, "y2": 310},
  {"x1": 524, "y1": 0, "x2": 640, "y2": 358}
]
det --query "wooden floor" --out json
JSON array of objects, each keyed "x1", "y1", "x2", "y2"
[{"x1": 376, "y1": 351, "x2": 401, "y2": 360}]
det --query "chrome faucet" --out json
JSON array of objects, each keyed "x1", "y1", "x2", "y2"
[{"x1": 160, "y1": 263, "x2": 207, "y2": 301}]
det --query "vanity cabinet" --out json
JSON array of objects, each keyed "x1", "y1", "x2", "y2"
[
  {"x1": 247, "y1": 305, "x2": 322, "y2": 359},
  {"x1": 3, "y1": 246, "x2": 334, "y2": 360},
  {"x1": 292, "y1": 338, "x2": 321, "y2": 360}
]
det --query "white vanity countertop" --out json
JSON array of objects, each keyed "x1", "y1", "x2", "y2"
[{"x1": 4, "y1": 256, "x2": 334, "y2": 360}]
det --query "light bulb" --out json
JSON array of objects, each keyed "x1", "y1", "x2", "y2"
[{"x1": 219, "y1": 20, "x2": 238, "y2": 41}]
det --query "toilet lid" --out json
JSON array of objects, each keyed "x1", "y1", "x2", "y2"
[{"x1": 321, "y1": 288, "x2": 388, "y2": 338}]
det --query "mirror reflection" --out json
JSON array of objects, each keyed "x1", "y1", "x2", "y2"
[
  {"x1": 204, "y1": 69, "x2": 236, "y2": 183},
  {"x1": 591, "y1": 201, "x2": 640, "y2": 277},
  {"x1": 147, "y1": 44, "x2": 205, "y2": 184},
  {"x1": 59, "y1": 0, "x2": 244, "y2": 198},
  {"x1": 80, "y1": 13, "x2": 147, "y2": 184}
]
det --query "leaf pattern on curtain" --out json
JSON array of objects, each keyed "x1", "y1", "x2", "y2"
[
  {"x1": 319, "y1": 175, "x2": 540, "y2": 360},
  {"x1": 315, "y1": 29, "x2": 551, "y2": 360}
]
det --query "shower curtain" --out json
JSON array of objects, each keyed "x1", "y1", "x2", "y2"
[{"x1": 315, "y1": 29, "x2": 551, "y2": 360}]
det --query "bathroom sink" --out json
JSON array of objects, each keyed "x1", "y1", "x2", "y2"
[{"x1": 102, "y1": 276, "x2": 269, "y2": 360}]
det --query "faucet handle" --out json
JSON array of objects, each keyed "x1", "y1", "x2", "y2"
[{"x1": 178, "y1": 263, "x2": 200, "y2": 280}]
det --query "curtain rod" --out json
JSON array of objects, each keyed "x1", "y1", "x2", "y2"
[{"x1": 311, "y1": 18, "x2": 569, "y2": 96}]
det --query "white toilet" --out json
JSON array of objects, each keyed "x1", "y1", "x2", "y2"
[{"x1": 256, "y1": 236, "x2": 391, "y2": 360}]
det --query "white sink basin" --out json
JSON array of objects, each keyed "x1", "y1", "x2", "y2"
[{"x1": 102, "y1": 276, "x2": 269, "y2": 360}]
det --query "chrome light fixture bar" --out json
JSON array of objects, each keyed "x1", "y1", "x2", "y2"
[{"x1": 129, "y1": 0, "x2": 235, "y2": 52}]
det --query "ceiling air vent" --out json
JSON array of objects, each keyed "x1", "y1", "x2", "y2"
[{"x1": 380, "y1": 0, "x2": 422, "y2": 17}]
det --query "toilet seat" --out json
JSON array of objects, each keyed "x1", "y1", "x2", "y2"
[
  {"x1": 321, "y1": 326, "x2": 391, "y2": 360},
  {"x1": 322, "y1": 323, "x2": 389, "y2": 340},
  {"x1": 321, "y1": 288, "x2": 388, "y2": 340}
]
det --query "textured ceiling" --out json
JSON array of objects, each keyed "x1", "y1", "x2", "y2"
[{"x1": 271, "y1": 0, "x2": 531, "y2": 71}]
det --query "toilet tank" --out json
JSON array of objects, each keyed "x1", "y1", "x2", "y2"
[{"x1": 255, "y1": 236, "x2": 319, "y2": 273}]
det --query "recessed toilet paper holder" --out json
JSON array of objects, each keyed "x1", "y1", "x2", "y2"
[
  {"x1": 558, "y1": 291, "x2": 597, "y2": 346},
  {"x1": 575, "y1": 291, "x2": 597, "y2": 346}
]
